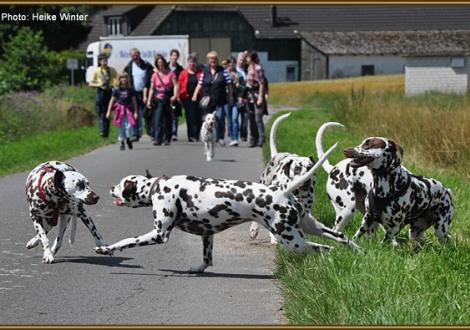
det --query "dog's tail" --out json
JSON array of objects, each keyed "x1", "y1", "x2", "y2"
[
  {"x1": 283, "y1": 142, "x2": 338, "y2": 197},
  {"x1": 270, "y1": 112, "x2": 291, "y2": 157},
  {"x1": 315, "y1": 122, "x2": 344, "y2": 173},
  {"x1": 69, "y1": 214, "x2": 77, "y2": 245}
]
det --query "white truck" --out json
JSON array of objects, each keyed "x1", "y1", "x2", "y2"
[{"x1": 85, "y1": 35, "x2": 189, "y2": 82}]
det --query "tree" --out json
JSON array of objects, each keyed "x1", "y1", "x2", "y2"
[{"x1": 0, "y1": 27, "x2": 55, "y2": 91}]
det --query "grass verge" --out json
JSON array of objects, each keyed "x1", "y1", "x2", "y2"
[
  {"x1": 267, "y1": 77, "x2": 470, "y2": 325},
  {"x1": 0, "y1": 126, "x2": 115, "y2": 177}
]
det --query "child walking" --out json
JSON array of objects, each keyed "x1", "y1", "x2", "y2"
[{"x1": 106, "y1": 72, "x2": 139, "y2": 150}]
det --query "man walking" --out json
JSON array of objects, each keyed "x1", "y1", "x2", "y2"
[{"x1": 124, "y1": 48, "x2": 153, "y2": 141}]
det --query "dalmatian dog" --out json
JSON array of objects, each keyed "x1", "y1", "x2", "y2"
[
  {"x1": 200, "y1": 112, "x2": 216, "y2": 161},
  {"x1": 95, "y1": 142, "x2": 339, "y2": 273},
  {"x1": 343, "y1": 137, "x2": 454, "y2": 246},
  {"x1": 25, "y1": 161, "x2": 105, "y2": 263},
  {"x1": 249, "y1": 113, "x2": 356, "y2": 249},
  {"x1": 316, "y1": 122, "x2": 374, "y2": 233}
]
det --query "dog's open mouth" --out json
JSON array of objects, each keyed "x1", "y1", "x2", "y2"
[
  {"x1": 113, "y1": 197, "x2": 124, "y2": 206},
  {"x1": 350, "y1": 157, "x2": 374, "y2": 168}
]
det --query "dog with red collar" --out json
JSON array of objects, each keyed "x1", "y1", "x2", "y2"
[{"x1": 25, "y1": 161, "x2": 105, "y2": 263}]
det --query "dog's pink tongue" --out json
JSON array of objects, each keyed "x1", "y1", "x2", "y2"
[{"x1": 114, "y1": 198, "x2": 123, "y2": 206}]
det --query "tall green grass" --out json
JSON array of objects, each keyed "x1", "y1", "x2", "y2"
[
  {"x1": 267, "y1": 77, "x2": 470, "y2": 325},
  {"x1": 0, "y1": 84, "x2": 115, "y2": 176},
  {"x1": 0, "y1": 84, "x2": 95, "y2": 142}
]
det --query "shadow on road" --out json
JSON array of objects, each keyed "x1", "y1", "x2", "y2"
[
  {"x1": 54, "y1": 255, "x2": 142, "y2": 268},
  {"x1": 109, "y1": 269, "x2": 273, "y2": 279}
]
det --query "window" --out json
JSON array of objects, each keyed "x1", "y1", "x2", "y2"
[
  {"x1": 451, "y1": 57, "x2": 465, "y2": 68},
  {"x1": 108, "y1": 16, "x2": 122, "y2": 35},
  {"x1": 286, "y1": 66, "x2": 296, "y2": 81},
  {"x1": 361, "y1": 65, "x2": 375, "y2": 76}
]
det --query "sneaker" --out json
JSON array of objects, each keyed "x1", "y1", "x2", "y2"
[
  {"x1": 218, "y1": 139, "x2": 225, "y2": 147},
  {"x1": 241, "y1": 137, "x2": 247, "y2": 142},
  {"x1": 126, "y1": 138, "x2": 133, "y2": 150},
  {"x1": 257, "y1": 144, "x2": 263, "y2": 148},
  {"x1": 120, "y1": 142, "x2": 125, "y2": 151},
  {"x1": 131, "y1": 136, "x2": 139, "y2": 142},
  {"x1": 248, "y1": 143, "x2": 256, "y2": 148},
  {"x1": 153, "y1": 140, "x2": 162, "y2": 146},
  {"x1": 164, "y1": 141, "x2": 171, "y2": 146},
  {"x1": 172, "y1": 135, "x2": 178, "y2": 141},
  {"x1": 188, "y1": 138, "x2": 195, "y2": 142},
  {"x1": 229, "y1": 140, "x2": 238, "y2": 147}
]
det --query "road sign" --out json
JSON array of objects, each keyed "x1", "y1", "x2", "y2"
[{"x1": 66, "y1": 58, "x2": 79, "y2": 70}]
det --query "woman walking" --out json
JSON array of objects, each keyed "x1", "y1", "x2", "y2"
[
  {"x1": 245, "y1": 50, "x2": 266, "y2": 148},
  {"x1": 89, "y1": 53, "x2": 117, "y2": 138},
  {"x1": 192, "y1": 50, "x2": 233, "y2": 146},
  {"x1": 178, "y1": 53, "x2": 202, "y2": 142},
  {"x1": 147, "y1": 54, "x2": 179, "y2": 146}
]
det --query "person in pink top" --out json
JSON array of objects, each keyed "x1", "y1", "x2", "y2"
[
  {"x1": 106, "y1": 72, "x2": 138, "y2": 151},
  {"x1": 146, "y1": 54, "x2": 179, "y2": 146}
]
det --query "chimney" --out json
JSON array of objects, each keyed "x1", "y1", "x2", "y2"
[{"x1": 271, "y1": 5, "x2": 278, "y2": 27}]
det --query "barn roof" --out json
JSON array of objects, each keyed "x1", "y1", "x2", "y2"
[
  {"x1": 80, "y1": 5, "x2": 470, "y2": 50},
  {"x1": 300, "y1": 30, "x2": 470, "y2": 56}
]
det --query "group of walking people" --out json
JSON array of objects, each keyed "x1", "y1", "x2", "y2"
[{"x1": 89, "y1": 48, "x2": 268, "y2": 150}]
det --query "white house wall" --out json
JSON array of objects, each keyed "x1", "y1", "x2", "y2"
[
  {"x1": 405, "y1": 57, "x2": 469, "y2": 96},
  {"x1": 231, "y1": 52, "x2": 299, "y2": 83},
  {"x1": 329, "y1": 55, "x2": 406, "y2": 78}
]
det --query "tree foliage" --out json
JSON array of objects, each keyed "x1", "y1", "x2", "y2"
[{"x1": 0, "y1": 27, "x2": 54, "y2": 91}]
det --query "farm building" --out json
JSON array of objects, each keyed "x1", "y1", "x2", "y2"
[
  {"x1": 80, "y1": 5, "x2": 470, "y2": 83},
  {"x1": 403, "y1": 31, "x2": 470, "y2": 96}
]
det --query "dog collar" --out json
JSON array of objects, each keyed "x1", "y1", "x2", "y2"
[{"x1": 37, "y1": 165, "x2": 60, "y2": 226}]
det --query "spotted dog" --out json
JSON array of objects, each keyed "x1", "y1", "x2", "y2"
[
  {"x1": 250, "y1": 113, "x2": 356, "y2": 249},
  {"x1": 25, "y1": 161, "x2": 105, "y2": 263},
  {"x1": 200, "y1": 113, "x2": 216, "y2": 162},
  {"x1": 316, "y1": 122, "x2": 374, "y2": 233},
  {"x1": 95, "y1": 143, "x2": 338, "y2": 273},
  {"x1": 343, "y1": 137, "x2": 454, "y2": 246}
]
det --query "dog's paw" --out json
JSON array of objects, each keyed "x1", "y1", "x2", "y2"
[
  {"x1": 42, "y1": 251, "x2": 55, "y2": 264},
  {"x1": 26, "y1": 237, "x2": 40, "y2": 250},
  {"x1": 188, "y1": 264, "x2": 208, "y2": 274},
  {"x1": 94, "y1": 246, "x2": 112, "y2": 255},
  {"x1": 249, "y1": 222, "x2": 259, "y2": 240}
]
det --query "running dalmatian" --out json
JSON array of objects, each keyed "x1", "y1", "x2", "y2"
[
  {"x1": 25, "y1": 161, "x2": 105, "y2": 263},
  {"x1": 343, "y1": 137, "x2": 454, "y2": 246},
  {"x1": 95, "y1": 142, "x2": 340, "y2": 273},
  {"x1": 250, "y1": 113, "x2": 356, "y2": 249}
]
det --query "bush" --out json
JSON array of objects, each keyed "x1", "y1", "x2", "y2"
[{"x1": 0, "y1": 27, "x2": 54, "y2": 91}]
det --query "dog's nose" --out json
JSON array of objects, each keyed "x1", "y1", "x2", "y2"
[
  {"x1": 343, "y1": 148, "x2": 356, "y2": 158},
  {"x1": 85, "y1": 192, "x2": 100, "y2": 205}
]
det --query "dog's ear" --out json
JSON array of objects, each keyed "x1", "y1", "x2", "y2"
[
  {"x1": 389, "y1": 140, "x2": 404, "y2": 156},
  {"x1": 282, "y1": 159, "x2": 294, "y2": 176},
  {"x1": 122, "y1": 180, "x2": 138, "y2": 199},
  {"x1": 145, "y1": 169, "x2": 153, "y2": 179},
  {"x1": 53, "y1": 170, "x2": 65, "y2": 192}
]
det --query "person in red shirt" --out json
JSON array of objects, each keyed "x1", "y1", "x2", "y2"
[{"x1": 178, "y1": 53, "x2": 203, "y2": 142}]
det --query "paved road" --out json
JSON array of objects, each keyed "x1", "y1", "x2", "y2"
[{"x1": 0, "y1": 117, "x2": 287, "y2": 324}]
